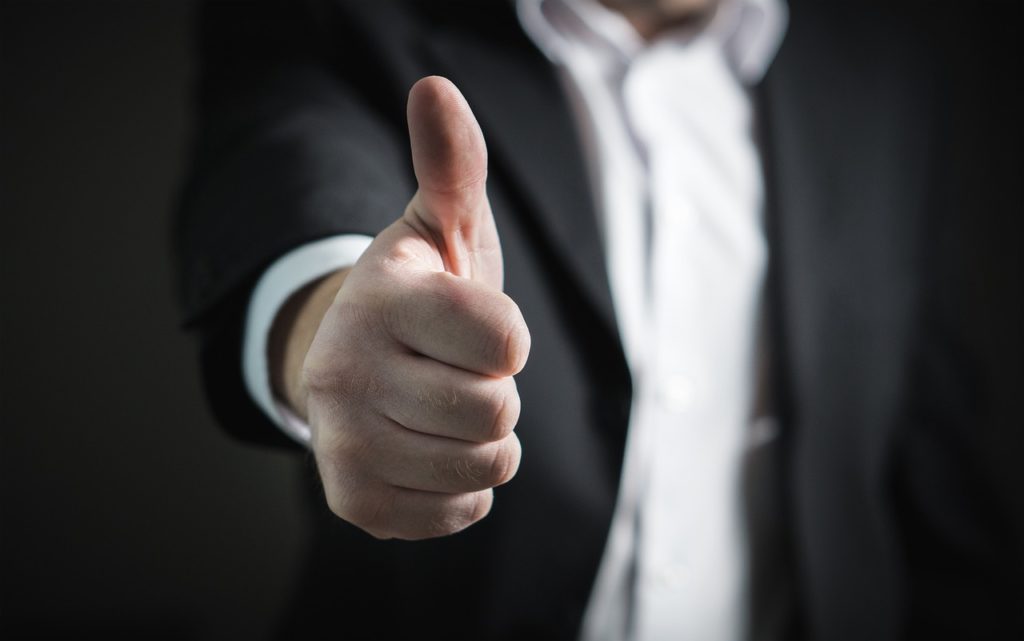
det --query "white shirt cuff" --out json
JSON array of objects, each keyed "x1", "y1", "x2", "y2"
[{"x1": 242, "y1": 235, "x2": 374, "y2": 445}]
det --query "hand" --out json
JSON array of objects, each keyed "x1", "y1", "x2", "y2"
[{"x1": 275, "y1": 76, "x2": 530, "y2": 540}]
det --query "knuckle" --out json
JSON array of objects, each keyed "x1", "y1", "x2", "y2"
[
  {"x1": 300, "y1": 358, "x2": 336, "y2": 395},
  {"x1": 429, "y1": 445, "x2": 509, "y2": 491},
  {"x1": 438, "y1": 454, "x2": 481, "y2": 487},
  {"x1": 318, "y1": 460, "x2": 364, "y2": 521},
  {"x1": 365, "y1": 527, "x2": 393, "y2": 541},
  {"x1": 417, "y1": 380, "x2": 461, "y2": 415},
  {"x1": 427, "y1": 457, "x2": 449, "y2": 487},
  {"x1": 315, "y1": 430, "x2": 387, "y2": 519},
  {"x1": 470, "y1": 490, "x2": 494, "y2": 524},
  {"x1": 324, "y1": 419, "x2": 372, "y2": 465},
  {"x1": 504, "y1": 303, "x2": 531, "y2": 374},
  {"x1": 486, "y1": 438, "x2": 520, "y2": 487},
  {"x1": 491, "y1": 298, "x2": 530, "y2": 374},
  {"x1": 350, "y1": 486, "x2": 398, "y2": 536},
  {"x1": 425, "y1": 510, "x2": 464, "y2": 538},
  {"x1": 302, "y1": 351, "x2": 360, "y2": 401},
  {"x1": 426, "y1": 493, "x2": 491, "y2": 538},
  {"x1": 323, "y1": 485, "x2": 349, "y2": 521},
  {"x1": 484, "y1": 381, "x2": 520, "y2": 442},
  {"x1": 383, "y1": 228, "x2": 428, "y2": 269}
]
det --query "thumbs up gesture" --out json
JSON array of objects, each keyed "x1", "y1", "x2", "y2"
[{"x1": 287, "y1": 77, "x2": 530, "y2": 540}]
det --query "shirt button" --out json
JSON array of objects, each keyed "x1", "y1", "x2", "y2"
[{"x1": 659, "y1": 374, "x2": 695, "y2": 412}]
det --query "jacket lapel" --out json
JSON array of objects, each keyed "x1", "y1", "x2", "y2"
[{"x1": 757, "y1": 4, "x2": 935, "y2": 637}]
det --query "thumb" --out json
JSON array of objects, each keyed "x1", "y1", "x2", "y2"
[{"x1": 405, "y1": 76, "x2": 502, "y2": 288}]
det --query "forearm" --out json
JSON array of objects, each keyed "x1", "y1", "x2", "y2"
[{"x1": 268, "y1": 267, "x2": 350, "y2": 421}]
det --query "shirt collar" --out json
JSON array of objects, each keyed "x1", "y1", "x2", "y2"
[{"x1": 517, "y1": 0, "x2": 788, "y2": 84}]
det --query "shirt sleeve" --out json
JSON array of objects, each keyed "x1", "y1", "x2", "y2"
[{"x1": 242, "y1": 234, "x2": 374, "y2": 445}]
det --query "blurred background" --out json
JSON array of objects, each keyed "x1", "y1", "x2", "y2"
[
  {"x1": 1, "y1": 2, "x2": 310, "y2": 638},
  {"x1": 3, "y1": 2, "x2": 1022, "y2": 640}
]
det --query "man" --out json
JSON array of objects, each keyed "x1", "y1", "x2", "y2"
[{"x1": 176, "y1": 1, "x2": 1022, "y2": 639}]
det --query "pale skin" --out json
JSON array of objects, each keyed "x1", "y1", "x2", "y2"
[{"x1": 269, "y1": 2, "x2": 714, "y2": 540}]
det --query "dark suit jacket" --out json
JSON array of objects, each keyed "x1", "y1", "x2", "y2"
[{"x1": 175, "y1": 2, "x2": 1023, "y2": 639}]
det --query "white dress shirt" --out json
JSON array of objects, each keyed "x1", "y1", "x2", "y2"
[{"x1": 242, "y1": 1, "x2": 786, "y2": 638}]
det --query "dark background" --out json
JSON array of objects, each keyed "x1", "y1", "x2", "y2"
[
  {"x1": 1, "y1": 2, "x2": 310, "y2": 638},
  {"x1": 3, "y1": 1, "x2": 1023, "y2": 640}
]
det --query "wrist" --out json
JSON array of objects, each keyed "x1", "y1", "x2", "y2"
[{"x1": 268, "y1": 267, "x2": 350, "y2": 420}]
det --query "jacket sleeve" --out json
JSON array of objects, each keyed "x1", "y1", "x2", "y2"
[{"x1": 173, "y1": 1, "x2": 415, "y2": 445}]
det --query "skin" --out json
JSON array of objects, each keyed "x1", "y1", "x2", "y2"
[
  {"x1": 600, "y1": 0, "x2": 716, "y2": 39},
  {"x1": 271, "y1": 77, "x2": 528, "y2": 540},
  {"x1": 270, "y1": 2, "x2": 714, "y2": 540}
]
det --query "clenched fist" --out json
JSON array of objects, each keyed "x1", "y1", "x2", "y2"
[{"x1": 271, "y1": 76, "x2": 530, "y2": 540}]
